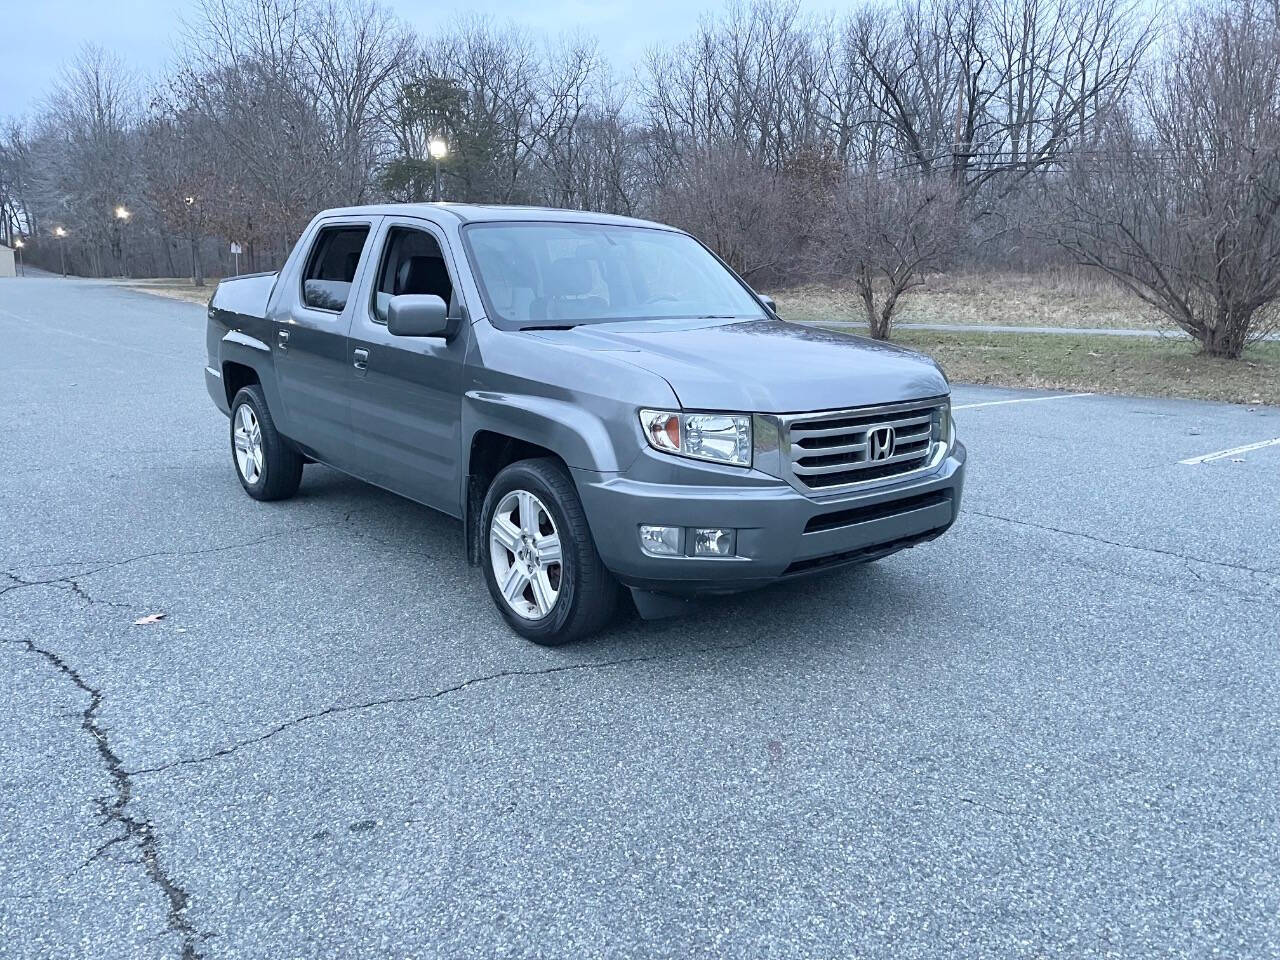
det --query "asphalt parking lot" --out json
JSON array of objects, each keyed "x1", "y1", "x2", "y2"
[{"x1": 2, "y1": 277, "x2": 1278, "y2": 959}]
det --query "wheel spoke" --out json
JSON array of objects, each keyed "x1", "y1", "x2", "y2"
[
  {"x1": 535, "y1": 533, "x2": 561, "y2": 566},
  {"x1": 491, "y1": 516, "x2": 521, "y2": 553},
  {"x1": 529, "y1": 570, "x2": 554, "y2": 616},
  {"x1": 233, "y1": 430, "x2": 251, "y2": 453},
  {"x1": 499, "y1": 563, "x2": 528, "y2": 604},
  {"x1": 516, "y1": 490, "x2": 538, "y2": 534}
]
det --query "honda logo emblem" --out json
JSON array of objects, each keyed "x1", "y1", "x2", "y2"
[{"x1": 868, "y1": 425, "x2": 896, "y2": 461}]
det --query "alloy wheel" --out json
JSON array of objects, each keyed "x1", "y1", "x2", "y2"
[
  {"x1": 233, "y1": 403, "x2": 264, "y2": 484},
  {"x1": 489, "y1": 489, "x2": 563, "y2": 619}
]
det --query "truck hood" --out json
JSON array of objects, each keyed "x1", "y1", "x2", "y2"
[{"x1": 528, "y1": 318, "x2": 949, "y2": 412}]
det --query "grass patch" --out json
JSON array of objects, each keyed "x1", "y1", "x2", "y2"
[
  {"x1": 777, "y1": 270, "x2": 1165, "y2": 331},
  {"x1": 119, "y1": 278, "x2": 218, "y2": 305},
  {"x1": 869, "y1": 328, "x2": 1280, "y2": 406}
]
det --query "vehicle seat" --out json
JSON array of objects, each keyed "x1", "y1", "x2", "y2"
[
  {"x1": 542, "y1": 256, "x2": 607, "y2": 321},
  {"x1": 396, "y1": 255, "x2": 453, "y2": 304}
]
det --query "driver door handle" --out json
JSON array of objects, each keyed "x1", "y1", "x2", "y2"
[{"x1": 352, "y1": 347, "x2": 369, "y2": 377}]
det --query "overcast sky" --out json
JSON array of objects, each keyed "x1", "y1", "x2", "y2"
[{"x1": 1, "y1": 0, "x2": 846, "y2": 118}]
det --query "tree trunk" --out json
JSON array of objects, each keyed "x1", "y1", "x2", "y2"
[
  {"x1": 1200, "y1": 306, "x2": 1250, "y2": 359},
  {"x1": 191, "y1": 237, "x2": 205, "y2": 288},
  {"x1": 856, "y1": 272, "x2": 890, "y2": 340}
]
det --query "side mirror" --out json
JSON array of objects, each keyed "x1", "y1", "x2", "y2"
[
  {"x1": 387, "y1": 294, "x2": 449, "y2": 338},
  {"x1": 759, "y1": 294, "x2": 778, "y2": 315}
]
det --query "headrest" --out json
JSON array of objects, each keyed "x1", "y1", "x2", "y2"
[
  {"x1": 547, "y1": 257, "x2": 594, "y2": 297},
  {"x1": 396, "y1": 256, "x2": 451, "y2": 298}
]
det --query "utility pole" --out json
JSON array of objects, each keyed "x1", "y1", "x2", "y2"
[
  {"x1": 54, "y1": 227, "x2": 68, "y2": 277},
  {"x1": 428, "y1": 137, "x2": 448, "y2": 202},
  {"x1": 13, "y1": 238, "x2": 24, "y2": 276},
  {"x1": 115, "y1": 206, "x2": 131, "y2": 278}
]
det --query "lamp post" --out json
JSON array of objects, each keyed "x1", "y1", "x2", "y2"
[
  {"x1": 428, "y1": 137, "x2": 448, "y2": 202},
  {"x1": 13, "y1": 238, "x2": 24, "y2": 277},
  {"x1": 115, "y1": 205, "x2": 131, "y2": 278},
  {"x1": 53, "y1": 227, "x2": 68, "y2": 277}
]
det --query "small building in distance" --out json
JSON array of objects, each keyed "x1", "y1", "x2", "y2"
[{"x1": 0, "y1": 243, "x2": 15, "y2": 278}]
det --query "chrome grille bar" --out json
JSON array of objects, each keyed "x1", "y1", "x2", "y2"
[{"x1": 780, "y1": 398, "x2": 946, "y2": 492}]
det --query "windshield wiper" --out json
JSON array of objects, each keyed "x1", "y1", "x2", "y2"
[{"x1": 521, "y1": 324, "x2": 576, "y2": 331}]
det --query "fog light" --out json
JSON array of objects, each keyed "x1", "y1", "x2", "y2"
[
  {"x1": 639, "y1": 525, "x2": 682, "y2": 556},
  {"x1": 692, "y1": 527, "x2": 735, "y2": 557}
]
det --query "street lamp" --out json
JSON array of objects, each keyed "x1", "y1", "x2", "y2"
[
  {"x1": 53, "y1": 226, "x2": 68, "y2": 277},
  {"x1": 115, "y1": 205, "x2": 131, "y2": 278},
  {"x1": 13, "y1": 238, "x2": 24, "y2": 277},
  {"x1": 428, "y1": 137, "x2": 448, "y2": 202}
]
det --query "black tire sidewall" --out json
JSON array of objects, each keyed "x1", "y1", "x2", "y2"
[{"x1": 480, "y1": 464, "x2": 581, "y2": 642}]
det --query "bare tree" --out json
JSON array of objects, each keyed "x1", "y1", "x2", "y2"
[
  {"x1": 810, "y1": 172, "x2": 963, "y2": 338},
  {"x1": 1055, "y1": 0, "x2": 1280, "y2": 357},
  {"x1": 27, "y1": 46, "x2": 138, "y2": 276}
]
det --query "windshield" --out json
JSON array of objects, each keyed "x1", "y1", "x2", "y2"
[{"x1": 462, "y1": 221, "x2": 766, "y2": 328}]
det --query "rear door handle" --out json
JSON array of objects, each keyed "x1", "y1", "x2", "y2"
[
  {"x1": 277, "y1": 329, "x2": 289, "y2": 352},
  {"x1": 352, "y1": 347, "x2": 369, "y2": 374}
]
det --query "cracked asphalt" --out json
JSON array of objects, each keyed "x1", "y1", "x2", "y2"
[{"x1": 2, "y1": 277, "x2": 1279, "y2": 959}]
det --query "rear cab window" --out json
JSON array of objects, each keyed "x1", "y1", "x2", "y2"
[{"x1": 301, "y1": 225, "x2": 371, "y2": 312}]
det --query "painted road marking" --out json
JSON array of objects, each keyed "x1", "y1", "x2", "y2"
[
  {"x1": 953, "y1": 392, "x2": 1093, "y2": 411},
  {"x1": 0, "y1": 304, "x2": 32, "y2": 323},
  {"x1": 0, "y1": 311, "x2": 188, "y2": 362},
  {"x1": 1179, "y1": 438, "x2": 1280, "y2": 465}
]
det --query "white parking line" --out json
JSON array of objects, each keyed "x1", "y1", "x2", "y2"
[
  {"x1": 0, "y1": 304, "x2": 32, "y2": 323},
  {"x1": 1179, "y1": 438, "x2": 1280, "y2": 464},
  {"x1": 953, "y1": 392, "x2": 1093, "y2": 411}
]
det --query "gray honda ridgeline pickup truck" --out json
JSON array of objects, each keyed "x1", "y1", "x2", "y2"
[{"x1": 205, "y1": 204, "x2": 965, "y2": 644}]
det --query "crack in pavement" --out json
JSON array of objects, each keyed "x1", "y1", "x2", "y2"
[
  {"x1": 4, "y1": 637, "x2": 206, "y2": 959},
  {"x1": 0, "y1": 513, "x2": 362, "y2": 603},
  {"x1": 0, "y1": 571, "x2": 139, "y2": 611},
  {"x1": 130, "y1": 642, "x2": 752, "y2": 778},
  {"x1": 969, "y1": 510, "x2": 1280, "y2": 582}
]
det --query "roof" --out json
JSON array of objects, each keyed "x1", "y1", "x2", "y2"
[{"x1": 318, "y1": 202, "x2": 677, "y2": 231}]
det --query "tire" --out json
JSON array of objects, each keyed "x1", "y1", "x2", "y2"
[
  {"x1": 480, "y1": 458, "x2": 620, "y2": 645},
  {"x1": 229, "y1": 384, "x2": 304, "y2": 501}
]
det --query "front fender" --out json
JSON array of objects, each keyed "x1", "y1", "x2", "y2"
[{"x1": 462, "y1": 391, "x2": 637, "y2": 473}]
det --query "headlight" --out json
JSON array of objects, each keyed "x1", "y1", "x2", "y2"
[
  {"x1": 934, "y1": 401, "x2": 955, "y2": 451},
  {"x1": 639, "y1": 410, "x2": 752, "y2": 466}
]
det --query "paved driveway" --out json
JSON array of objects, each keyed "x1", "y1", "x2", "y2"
[{"x1": 2, "y1": 277, "x2": 1278, "y2": 959}]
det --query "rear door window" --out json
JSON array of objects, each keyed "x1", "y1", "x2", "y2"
[{"x1": 302, "y1": 225, "x2": 371, "y2": 312}]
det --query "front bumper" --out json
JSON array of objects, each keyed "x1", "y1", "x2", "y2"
[{"x1": 574, "y1": 441, "x2": 965, "y2": 595}]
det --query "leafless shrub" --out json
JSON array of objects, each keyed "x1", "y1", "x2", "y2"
[
  {"x1": 808, "y1": 172, "x2": 964, "y2": 338},
  {"x1": 1055, "y1": 0, "x2": 1280, "y2": 357}
]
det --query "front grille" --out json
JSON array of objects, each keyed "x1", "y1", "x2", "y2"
[{"x1": 783, "y1": 399, "x2": 944, "y2": 491}]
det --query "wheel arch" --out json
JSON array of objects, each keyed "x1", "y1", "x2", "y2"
[
  {"x1": 463, "y1": 429, "x2": 568, "y2": 566},
  {"x1": 219, "y1": 331, "x2": 287, "y2": 427},
  {"x1": 461, "y1": 390, "x2": 635, "y2": 566}
]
